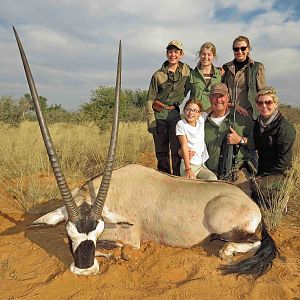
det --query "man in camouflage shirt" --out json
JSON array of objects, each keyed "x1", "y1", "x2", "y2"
[{"x1": 146, "y1": 40, "x2": 190, "y2": 175}]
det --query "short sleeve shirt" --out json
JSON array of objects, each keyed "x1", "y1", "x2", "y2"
[{"x1": 176, "y1": 114, "x2": 209, "y2": 166}]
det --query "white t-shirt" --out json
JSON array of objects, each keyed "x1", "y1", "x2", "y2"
[
  {"x1": 210, "y1": 112, "x2": 229, "y2": 126},
  {"x1": 176, "y1": 113, "x2": 209, "y2": 166}
]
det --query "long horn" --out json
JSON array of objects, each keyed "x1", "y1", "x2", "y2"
[
  {"x1": 13, "y1": 27, "x2": 80, "y2": 223},
  {"x1": 90, "y1": 41, "x2": 122, "y2": 220}
]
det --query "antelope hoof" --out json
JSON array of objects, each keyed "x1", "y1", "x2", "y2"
[
  {"x1": 219, "y1": 243, "x2": 235, "y2": 262},
  {"x1": 95, "y1": 251, "x2": 114, "y2": 259}
]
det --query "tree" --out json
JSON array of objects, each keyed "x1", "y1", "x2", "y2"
[
  {"x1": 46, "y1": 104, "x2": 74, "y2": 123},
  {"x1": 80, "y1": 86, "x2": 147, "y2": 129},
  {"x1": 132, "y1": 89, "x2": 148, "y2": 108},
  {"x1": 24, "y1": 93, "x2": 48, "y2": 112},
  {"x1": 0, "y1": 96, "x2": 25, "y2": 126}
]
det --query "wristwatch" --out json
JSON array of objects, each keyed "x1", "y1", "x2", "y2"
[{"x1": 239, "y1": 137, "x2": 246, "y2": 145}]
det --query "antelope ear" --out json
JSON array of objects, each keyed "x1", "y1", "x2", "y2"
[
  {"x1": 31, "y1": 206, "x2": 68, "y2": 225},
  {"x1": 31, "y1": 195, "x2": 85, "y2": 226},
  {"x1": 102, "y1": 206, "x2": 133, "y2": 226}
]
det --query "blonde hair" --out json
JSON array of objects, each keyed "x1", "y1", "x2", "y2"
[
  {"x1": 232, "y1": 36, "x2": 252, "y2": 50},
  {"x1": 256, "y1": 87, "x2": 280, "y2": 104},
  {"x1": 184, "y1": 99, "x2": 203, "y2": 112},
  {"x1": 196, "y1": 42, "x2": 217, "y2": 67},
  {"x1": 197, "y1": 42, "x2": 217, "y2": 57}
]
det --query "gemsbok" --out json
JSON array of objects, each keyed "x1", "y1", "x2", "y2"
[{"x1": 14, "y1": 27, "x2": 278, "y2": 277}]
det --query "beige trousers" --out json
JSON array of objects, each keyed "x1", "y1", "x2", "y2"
[{"x1": 180, "y1": 160, "x2": 218, "y2": 180}]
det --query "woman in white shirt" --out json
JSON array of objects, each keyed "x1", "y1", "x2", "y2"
[{"x1": 176, "y1": 99, "x2": 217, "y2": 180}]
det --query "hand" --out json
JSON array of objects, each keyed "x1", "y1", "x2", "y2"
[
  {"x1": 236, "y1": 105, "x2": 249, "y2": 116},
  {"x1": 185, "y1": 169, "x2": 196, "y2": 179},
  {"x1": 152, "y1": 100, "x2": 166, "y2": 112},
  {"x1": 227, "y1": 126, "x2": 241, "y2": 145},
  {"x1": 217, "y1": 67, "x2": 225, "y2": 76},
  {"x1": 148, "y1": 126, "x2": 157, "y2": 134}
]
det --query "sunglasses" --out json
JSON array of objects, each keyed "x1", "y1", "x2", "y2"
[
  {"x1": 233, "y1": 46, "x2": 247, "y2": 52},
  {"x1": 185, "y1": 108, "x2": 200, "y2": 113},
  {"x1": 256, "y1": 100, "x2": 274, "y2": 106}
]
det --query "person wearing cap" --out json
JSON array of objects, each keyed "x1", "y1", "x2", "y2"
[
  {"x1": 222, "y1": 36, "x2": 266, "y2": 120},
  {"x1": 251, "y1": 87, "x2": 296, "y2": 206},
  {"x1": 204, "y1": 83, "x2": 254, "y2": 195},
  {"x1": 146, "y1": 40, "x2": 191, "y2": 175},
  {"x1": 188, "y1": 42, "x2": 222, "y2": 111}
]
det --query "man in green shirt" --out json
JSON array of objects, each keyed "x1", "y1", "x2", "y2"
[
  {"x1": 204, "y1": 83, "x2": 254, "y2": 195},
  {"x1": 146, "y1": 40, "x2": 190, "y2": 175}
]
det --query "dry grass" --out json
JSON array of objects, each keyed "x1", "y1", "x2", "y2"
[{"x1": 0, "y1": 121, "x2": 153, "y2": 211}]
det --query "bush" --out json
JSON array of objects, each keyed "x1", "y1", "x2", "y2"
[
  {"x1": 80, "y1": 86, "x2": 147, "y2": 129},
  {"x1": 0, "y1": 96, "x2": 30, "y2": 126}
]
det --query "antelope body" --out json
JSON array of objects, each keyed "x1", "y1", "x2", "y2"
[{"x1": 36, "y1": 164, "x2": 261, "y2": 249}]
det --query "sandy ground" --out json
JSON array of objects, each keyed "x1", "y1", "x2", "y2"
[{"x1": 0, "y1": 164, "x2": 299, "y2": 299}]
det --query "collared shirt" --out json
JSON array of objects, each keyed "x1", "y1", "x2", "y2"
[
  {"x1": 188, "y1": 64, "x2": 222, "y2": 110},
  {"x1": 204, "y1": 109, "x2": 254, "y2": 172},
  {"x1": 147, "y1": 61, "x2": 191, "y2": 120},
  {"x1": 222, "y1": 57, "x2": 265, "y2": 119}
]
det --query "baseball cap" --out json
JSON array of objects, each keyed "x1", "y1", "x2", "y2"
[
  {"x1": 166, "y1": 40, "x2": 184, "y2": 51},
  {"x1": 210, "y1": 83, "x2": 229, "y2": 96}
]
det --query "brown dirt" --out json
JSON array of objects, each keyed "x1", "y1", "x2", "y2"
[{"x1": 0, "y1": 172, "x2": 299, "y2": 299}]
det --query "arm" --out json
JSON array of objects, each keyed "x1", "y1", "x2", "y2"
[
  {"x1": 184, "y1": 65, "x2": 192, "y2": 97},
  {"x1": 177, "y1": 135, "x2": 196, "y2": 178},
  {"x1": 227, "y1": 117, "x2": 254, "y2": 150},
  {"x1": 256, "y1": 63, "x2": 266, "y2": 91},
  {"x1": 236, "y1": 105, "x2": 249, "y2": 117},
  {"x1": 270, "y1": 123, "x2": 296, "y2": 173},
  {"x1": 221, "y1": 65, "x2": 227, "y2": 84},
  {"x1": 227, "y1": 126, "x2": 248, "y2": 145},
  {"x1": 146, "y1": 76, "x2": 158, "y2": 133}
]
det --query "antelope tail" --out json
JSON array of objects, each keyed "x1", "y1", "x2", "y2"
[{"x1": 221, "y1": 222, "x2": 279, "y2": 278}]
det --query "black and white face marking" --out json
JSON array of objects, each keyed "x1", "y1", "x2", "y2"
[{"x1": 66, "y1": 219, "x2": 104, "y2": 275}]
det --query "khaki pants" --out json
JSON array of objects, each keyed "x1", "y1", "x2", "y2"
[
  {"x1": 180, "y1": 160, "x2": 218, "y2": 180},
  {"x1": 250, "y1": 174, "x2": 285, "y2": 204},
  {"x1": 233, "y1": 168, "x2": 251, "y2": 197}
]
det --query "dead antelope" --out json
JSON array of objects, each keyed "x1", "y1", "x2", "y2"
[{"x1": 14, "y1": 27, "x2": 278, "y2": 278}]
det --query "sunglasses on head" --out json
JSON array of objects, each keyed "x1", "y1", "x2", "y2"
[
  {"x1": 233, "y1": 46, "x2": 247, "y2": 52},
  {"x1": 256, "y1": 100, "x2": 274, "y2": 106}
]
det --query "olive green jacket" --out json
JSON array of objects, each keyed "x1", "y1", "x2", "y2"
[
  {"x1": 188, "y1": 65, "x2": 222, "y2": 110},
  {"x1": 146, "y1": 61, "x2": 191, "y2": 130},
  {"x1": 204, "y1": 109, "x2": 254, "y2": 173},
  {"x1": 222, "y1": 57, "x2": 265, "y2": 120}
]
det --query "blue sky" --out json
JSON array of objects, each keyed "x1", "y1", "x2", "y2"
[{"x1": 0, "y1": 0, "x2": 299, "y2": 110}]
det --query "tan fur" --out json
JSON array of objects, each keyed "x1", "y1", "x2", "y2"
[{"x1": 70, "y1": 164, "x2": 261, "y2": 249}]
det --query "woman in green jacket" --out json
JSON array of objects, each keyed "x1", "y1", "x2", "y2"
[{"x1": 188, "y1": 42, "x2": 222, "y2": 110}]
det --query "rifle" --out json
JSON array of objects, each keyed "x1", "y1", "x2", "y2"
[
  {"x1": 217, "y1": 106, "x2": 240, "y2": 181},
  {"x1": 217, "y1": 135, "x2": 239, "y2": 181}
]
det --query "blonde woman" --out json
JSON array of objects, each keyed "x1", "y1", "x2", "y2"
[
  {"x1": 251, "y1": 87, "x2": 296, "y2": 205},
  {"x1": 188, "y1": 42, "x2": 222, "y2": 110}
]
